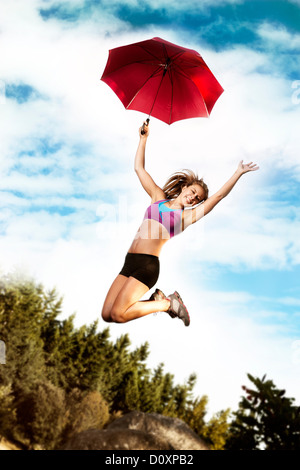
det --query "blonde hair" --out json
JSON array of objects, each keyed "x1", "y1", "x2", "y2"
[{"x1": 162, "y1": 169, "x2": 209, "y2": 202}]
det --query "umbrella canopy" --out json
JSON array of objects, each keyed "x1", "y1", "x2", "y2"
[{"x1": 101, "y1": 37, "x2": 224, "y2": 125}]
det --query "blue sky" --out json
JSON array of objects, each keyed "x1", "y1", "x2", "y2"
[{"x1": 1, "y1": 0, "x2": 300, "y2": 416}]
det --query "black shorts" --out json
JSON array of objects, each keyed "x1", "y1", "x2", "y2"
[{"x1": 119, "y1": 253, "x2": 160, "y2": 290}]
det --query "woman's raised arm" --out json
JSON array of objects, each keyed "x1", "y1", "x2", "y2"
[
  {"x1": 185, "y1": 160, "x2": 259, "y2": 226},
  {"x1": 134, "y1": 122, "x2": 165, "y2": 202}
]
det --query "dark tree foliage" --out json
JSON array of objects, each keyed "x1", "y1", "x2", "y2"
[
  {"x1": 0, "y1": 274, "x2": 228, "y2": 449},
  {"x1": 226, "y1": 373, "x2": 300, "y2": 450},
  {"x1": 17, "y1": 380, "x2": 68, "y2": 449}
]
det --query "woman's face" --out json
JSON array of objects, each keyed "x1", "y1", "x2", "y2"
[{"x1": 180, "y1": 184, "x2": 205, "y2": 206}]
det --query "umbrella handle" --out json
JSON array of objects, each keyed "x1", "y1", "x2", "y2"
[{"x1": 141, "y1": 118, "x2": 150, "y2": 135}]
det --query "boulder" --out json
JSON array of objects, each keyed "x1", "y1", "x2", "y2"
[
  {"x1": 61, "y1": 411, "x2": 209, "y2": 450},
  {"x1": 62, "y1": 427, "x2": 172, "y2": 450}
]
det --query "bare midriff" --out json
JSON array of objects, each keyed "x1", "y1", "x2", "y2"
[{"x1": 128, "y1": 219, "x2": 170, "y2": 257}]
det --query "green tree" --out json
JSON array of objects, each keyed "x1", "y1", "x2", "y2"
[
  {"x1": 0, "y1": 275, "x2": 46, "y2": 396},
  {"x1": 173, "y1": 374, "x2": 197, "y2": 420},
  {"x1": 42, "y1": 315, "x2": 112, "y2": 392},
  {"x1": 17, "y1": 380, "x2": 68, "y2": 449},
  {"x1": 186, "y1": 395, "x2": 208, "y2": 435},
  {"x1": 138, "y1": 364, "x2": 177, "y2": 415},
  {"x1": 0, "y1": 384, "x2": 17, "y2": 439},
  {"x1": 226, "y1": 373, "x2": 300, "y2": 450},
  {"x1": 201, "y1": 408, "x2": 230, "y2": 450},
  {"x1": 62, "y1": 388, "x2": 109, "y2": 444}
]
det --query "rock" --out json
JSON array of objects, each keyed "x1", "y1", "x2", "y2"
[
  {"x1": 107, "y1": 411, "x2": 209, "y2": 450},
  {"x1": 61, "y1": 411, "x2": 209, "y2": 450},
  {"x1": 0, "y1": 436, "x2": 21, "y2": 451},
  {"x1": 61, "y1": 428, "x2": 172, "y2": 450}
]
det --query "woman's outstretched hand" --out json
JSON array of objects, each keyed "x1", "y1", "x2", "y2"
[{"x1": 237, "y1": 160, "x2": 259, "y2": 175}]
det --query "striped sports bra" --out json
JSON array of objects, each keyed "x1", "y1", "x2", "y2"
[{"x1": 143, "y1": 199, "x2": 183, "y2": 239}]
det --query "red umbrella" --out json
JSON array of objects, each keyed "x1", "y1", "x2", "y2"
[{"x1": 101, "y1": 37, "x2": 223, "y2": 127}]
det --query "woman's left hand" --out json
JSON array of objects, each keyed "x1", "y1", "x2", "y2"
[{"x1": 237, "y1": 160, "x2": 259, "y2": 175}]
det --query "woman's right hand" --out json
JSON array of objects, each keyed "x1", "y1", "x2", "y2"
[{"x1": 139, "y1": 120, "x2": 150, "y2": 138}]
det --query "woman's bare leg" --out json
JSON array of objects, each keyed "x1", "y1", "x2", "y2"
[
  {"x1": 101, "y1": 274, "x2": 128, "y2": 322},
  {"x1": 101, "y1": 275, "x2": 170, "y2": 323}
]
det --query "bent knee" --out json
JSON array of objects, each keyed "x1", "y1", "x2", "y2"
[
  {"x1": 101, "y1": 306, "x2": 113, "y2": 323},
  {"x1": 101, "y1": 306, "x2": 125, "y2": 324},
  {"x1": 110, "y1": 308, "x2": 126, "y2": 323}
]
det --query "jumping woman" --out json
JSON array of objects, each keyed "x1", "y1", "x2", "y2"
[{"x1": 101, "y1": 122, "x2": 259, "y2": 326}]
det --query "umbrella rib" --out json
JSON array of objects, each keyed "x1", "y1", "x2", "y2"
[
  {"x1": 138, "y1": 42, "x2": 194, "y2": 64},
  {"x1": 168, "y1": 50, "x2": 185, "y2": 61},
  {"x1": 148, "y1": 68, "x2": 167, "y2": 117},
  {"x1": 127, "y1": 43, "x2": 180, "y2": 118},
  {"x1": 148, "y1": 45, "x2": 175, "y2": 118},
  {"x1": 138, "y1": 44, "x2": 162, "y2": 62},
  {"x1": 167, "y1": 67, "x2": 174, "y2": 125},
  {"x1": 102, "y1": 60, "x2": 161, "y2": 78},
  {"x1": 125, "y1": 65, "x2": 163, "y2": 110}
]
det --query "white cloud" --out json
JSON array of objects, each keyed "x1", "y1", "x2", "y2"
[
  {"x1": 1, "y1": 172, "x2": 73, "y2": 196},
  {"x1": 102, "y1": 0, "x2": 243, "y2": 11},
  {"x1": 257, "y1": 22, "x2": 300, "y2": 51}
]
